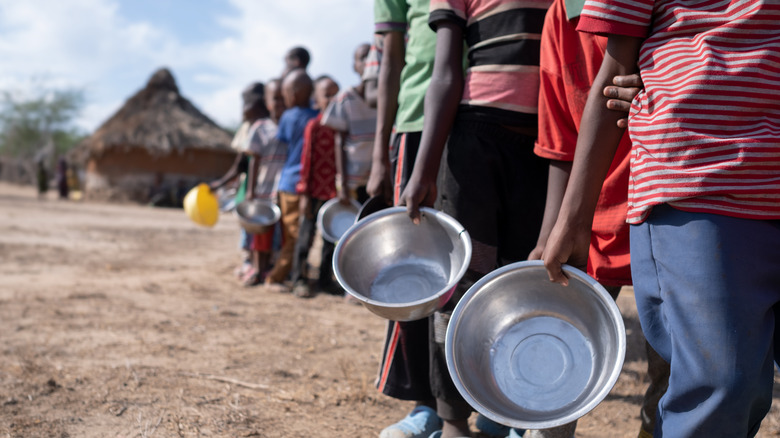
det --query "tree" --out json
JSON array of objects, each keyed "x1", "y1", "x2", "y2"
[{"x1": 0, "y1": 85, "x2": 87, "y2": 160}]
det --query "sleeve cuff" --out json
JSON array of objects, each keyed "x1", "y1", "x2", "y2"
[
  {"x1": 429, "y1": 10, "x2": 466, "y2": 31},
  {"x1": 576, "y1": 15, "x2": 648, "y2": 38}
]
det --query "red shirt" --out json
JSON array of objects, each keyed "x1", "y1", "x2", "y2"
[
  {"x1": 297, "y1": 114, "x2": 337, "y2": 200},
  {"x1": 535, "y1": 0, "x2": 631, "y2": 286}
]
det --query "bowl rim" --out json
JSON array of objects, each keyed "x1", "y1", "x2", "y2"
[
  {"x1": 316, "y1": 197, "x2": 362, "y2": 243},
  {"x1": 233, "y1": 198, "x2": 281, "y2": 225},
  {"x1": 445, "y1": 260, "x2": 626, "y2": 429},
  {"x1": 333, "y1": 206, "x2": 473, "y2": 310}
]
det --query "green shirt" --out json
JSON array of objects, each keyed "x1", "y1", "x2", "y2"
[{"x1": 374, "y1": 0, "x2": 437, "y2": 133}]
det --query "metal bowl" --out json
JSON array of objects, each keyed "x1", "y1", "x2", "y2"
[
  {"x1": 333, "y1": 207, "x2": 472, "y2": 321},
  {"x1": 317, "y1": 198, "x2": 361, "y2": 243},
  {"x1": 234, "y1": 199, "x2": 281, "y2": 235},
  {"x1": 446, "y1": 260, "x2": 625, "y2": 429}
]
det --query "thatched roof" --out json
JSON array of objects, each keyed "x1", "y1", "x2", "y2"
[{"x1": 80, "y1": 68, "x2": 233, "y2": 157}]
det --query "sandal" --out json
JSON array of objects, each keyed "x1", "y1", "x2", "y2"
[{"x1": 242, "y1": 269, "x2": 264, "y2": 287}]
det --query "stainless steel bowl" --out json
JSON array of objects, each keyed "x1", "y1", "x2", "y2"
[
  {"x1": 317, "y1": 198, "x2": 361, "y2": 243},
  {"x1": 446, "y1": 261, "x2": 625, "y2": 429},
  {"x1": 333, "y1": 207, "x2": 472, "y2": 321},
  {"x1": 234, "y1": 199, "x2": 281, "y2": 235}
]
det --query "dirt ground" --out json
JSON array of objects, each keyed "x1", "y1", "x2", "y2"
[{"x1": 1, "y1": 182, "x2": 779, "y2": 438}]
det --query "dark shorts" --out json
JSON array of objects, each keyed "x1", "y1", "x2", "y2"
[
  {"x1": 430, "y1": 118, "x2": 549, "y2": 417},
  {"x1": 377, "y1": 131, "x2": 434, "y2": 401}
]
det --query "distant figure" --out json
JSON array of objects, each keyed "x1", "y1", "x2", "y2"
[
  {"x1": 283, "y1": 46, "x2": 311, "y2": 77},
  {"x1": 36, "y1": 160, "x2": 48, "y2": 199},
  {"x1": 56, "y1": 158, "x2": 69, "y2": 200},
  {"x1": 322, "y1": 43, "x2": 375, "y2": 206},
  {"x1": 265, "y1": 69, "x2": 317, "y2": 292},
  {"x1": 290, "y1": 75, "x2": 340, "y2": 299},
  {"x1": 242, "y1": 78, "x2": 288, "y2": 287},
  {"x1": 210, "y1": 82, "x2": 268, "y2": 281}
]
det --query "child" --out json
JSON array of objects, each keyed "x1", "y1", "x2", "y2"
[
  {"x1": 241, "y1": 78, "x2": 288, "y2": 286},
  {"x1": 322, "y1": 43, "x2": 376, "y2": 205},
  {"x1": 368, "y1": 1, "x2": 444, "y2": 436},
  {"x1": 210, "y1": 82, "x2": 266, "y2": 283},
  {"x1": 264, "y1": 69, "x2": 318, "y2": 291},
  {"x1": 290, "y1": 76, "x2": 341, "y2": 299},
  {"x1": 400, "y1": 1, "x2": 552, "y2": 436},
  {"x1": 527, "y1": 0, "x2": 668, "y2": 436},
  {"x1": 283, "y1": 46, "x2": 310, "y2": 77},
  {"x1": 542, "y1": 1, "x2": 780, "y2": 436}
]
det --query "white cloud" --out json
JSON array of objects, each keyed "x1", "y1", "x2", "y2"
[{"x1": 0, "y1": 0, "x2": 374, "y2": 132}]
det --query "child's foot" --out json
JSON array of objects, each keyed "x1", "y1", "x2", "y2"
[
  {"x1": 263, "y1": 281, "x2": 289, "y2": 294},
  {"x1": 292, "y1": 282, "x2": 316, "y2": 299},
  {"x1": 475, "y1": 414, "x2": 513, "y2": 438},
  {"x1": 234, "y1": 260, "x2": 252, "y2": 278},
  {"x1": 379, "y1": 406, "x2": 442, "y2": 438},
  {"x1": 242, "y1": 269, "x2": 265, "y2": 287}
]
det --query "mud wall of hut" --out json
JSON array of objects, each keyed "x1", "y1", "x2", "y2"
[{"x1": 85, "y1": 146, "x2": 236, "y2": 203}]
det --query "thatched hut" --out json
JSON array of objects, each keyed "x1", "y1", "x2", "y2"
[{"x1": 79, "y1": 68, "x2": 235, "y2": 203}]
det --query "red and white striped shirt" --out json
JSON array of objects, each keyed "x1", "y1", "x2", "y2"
[{"x1": 578, "y1": 0, "x2": 780, "y2": 224}]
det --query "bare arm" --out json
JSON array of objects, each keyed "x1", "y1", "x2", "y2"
[
  {"x1": 398, "y1": 22, "x2": 464, "y2": 223},
  {"x1": 210, "y1": 152, "x2": 245, "y2": 190},
  {"x1": 528, "y1": 160, "x2": 573, "y2": 260},
  {"x1": 364, "y1": 78, "x2": 378, "y2": 109},
  {"x1": 366, "y1": 31, "x2": 404, "y2": 204},
  {"x1": 542, "y1": 34, "x2": 642, "y2": 285},
  {"x1": 246, "y1": 154, "x2": 259, "y2": 200}
]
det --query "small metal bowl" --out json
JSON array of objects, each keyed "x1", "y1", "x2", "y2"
[
  {"x1": 234, "y1": 199, "x2": 281, "y2": 235},
  {"x1": 446, "y1": 261, "x2": 625, "y2": 429},
  {"x1": 317, "y1": 198, "x2": 361, "y2": 243},
  {"x1": 333, "y1": 207, "x2": 472, "y2": 321}
]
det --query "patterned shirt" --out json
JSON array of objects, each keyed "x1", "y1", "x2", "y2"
[
  {"x1": 297, "y1": 114, "x2": 337, "y2": 200},
  {"x1": 362, "y1": 33, "x2": 384, "y2": 84},
  {"x1": 321, "y1": 88, "x2": 377, "y2": 189},
  {"x1": 247, "y1": 118, "x2": 287, "y2": 200},
  {"x1": 578, "y1": 0, "x2": 780, "y2": 223},
  {"x1": 429, "y1": 0, "x2": 552, "y2": 127}
]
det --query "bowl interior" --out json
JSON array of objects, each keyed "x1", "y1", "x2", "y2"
[
  {"x1": 319, "y1": 199, "x2": 361, "y2": 242},
  {"x1": 236, "y1": 199, "x2": 279, "y2": 225},
  {"x1": 335, "y1": 208, "x2": 469, "y2": 306},
  {"x1": 447, "y1": 261, "x2": 625, "y2": 429}
]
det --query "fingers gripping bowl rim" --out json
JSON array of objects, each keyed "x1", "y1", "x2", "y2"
[
  {"x1": 332, "y1": 207, "x2": 472, "y2": 322},
  {"x1": 446, "y1": 260, "x2": 626, "y2": 429}
]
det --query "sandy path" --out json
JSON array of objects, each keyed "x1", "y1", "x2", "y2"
[{"x1": 1, "y1": 182, "x2": 778, "y2": 438}]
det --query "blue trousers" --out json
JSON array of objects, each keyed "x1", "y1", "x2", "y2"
[{"x1": 630, "y1": 204, "x2": 780, "y2": 437}]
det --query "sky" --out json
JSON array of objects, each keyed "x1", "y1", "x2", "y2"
[{"x1": 0, "y1": 0, "x2": 374, "y2": 132}]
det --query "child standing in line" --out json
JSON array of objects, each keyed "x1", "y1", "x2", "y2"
[
  {"x1": 367, "y1": 1, "x2": 446, "y2": 435},
  {"x1": 542, "y1": 1, "x2": 780, "y2": 436},
  {"x1": 241, "y1": 78, "x2": 288, "y2": 286},
  {"x1": 210, "y1": 82, "x2": 267, "y2": 283},
  {"x1": 526, "y1": 0, "x2": 669, "y2": 436},
  {"x1": 264, "y1": 69, "x2": 318, "y2": 292},
  {"x1": 290, "y1": 76, "x2": 341, "y2": 299},
  {"x1": 400, "y1": 0, "x2": 552, "y2": 436},
  {"x1": 322, "y1": 43, "x2": 376, "y2": 205}
]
